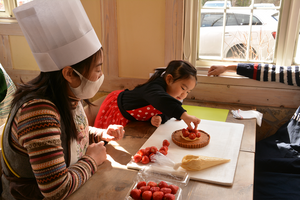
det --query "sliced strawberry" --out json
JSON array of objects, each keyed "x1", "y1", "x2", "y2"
[
  {"x1": 159, "y1": 149, "x2": 167, "y2": 155},
  {"x1": 145, "y1": 147, "x2": 151, "y2": 156},
  {"x1": 141, "y1": 155, "x2": 150, "y2": 164},
  {"x1": 137, "y1": 149, "x2": 146, "y2": 156},
  {"x1": 160, "y1": 146, "x2": 168, "y2": 152},
  {"x1": 150, "y1": 146, "x2": 158, "y2": 154},
  {"x1": 133, "y1": 154, "x2": 142, "y2": 163}
]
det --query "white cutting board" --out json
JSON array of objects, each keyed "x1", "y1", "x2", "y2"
[{"x1": 127, "y1": 118, "x2": 244, "y2": 186}]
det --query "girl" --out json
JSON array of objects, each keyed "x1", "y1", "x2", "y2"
[
  {"x1": 94, "y1": 60, "x2": 201, "y2": 130},
  {"x1": 1, "y1": 0, "x2": 124, "y2": 199}
]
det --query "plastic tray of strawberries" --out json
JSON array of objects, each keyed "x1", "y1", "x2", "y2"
[{"x1": 125, "y1": 165, "x2": 189, "y2": 200}]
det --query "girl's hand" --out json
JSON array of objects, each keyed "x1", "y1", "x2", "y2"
[
  {"x1": 180, "y1": 112, "x2": 201, "y2": 130},
  {"x1": 85, "y1": 141, "x2": 107, "y2": 166},
  {"x1": 151, "y1": 115, "x2": 162, "y2": 127},
  {"x1": 102, "y1": 124, "x2": 125, "y2": 141}
]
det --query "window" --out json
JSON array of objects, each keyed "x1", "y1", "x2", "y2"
[
  {"x1": 0, "y1": 0, "x2": 33, "y2": 18},
  {"x1": 184, "y1": 0, "x2": 300, "y2": 71}
]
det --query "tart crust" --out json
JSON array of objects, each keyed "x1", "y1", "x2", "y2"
[{"x1": 172, "y1": 129, "x2": 210, "y2": 148}]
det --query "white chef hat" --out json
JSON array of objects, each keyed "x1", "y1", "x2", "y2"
[{"x1": 13, "y1": 0, "x2": 102, "y2": 72}]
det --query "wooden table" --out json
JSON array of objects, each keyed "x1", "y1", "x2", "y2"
[{"x1": 66, "y1": 101, "x2": 256, "y2": 200}]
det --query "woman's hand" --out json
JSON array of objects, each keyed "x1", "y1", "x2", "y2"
[
  {"x1": 207, "y1": 65, "x2": 237, "y2": 77},
  {"x1": 180, "y1": 112, "x2": 201, "y2": 130},
  {"x1": 85, "y1": 141, "x2": 107, "y2": 166},
  {"x1": 101, "y1": 124, "x2": 125, "y2": 141},
  {"x1": 151, "y1": 115, "x2": 162, "y2": 127}
]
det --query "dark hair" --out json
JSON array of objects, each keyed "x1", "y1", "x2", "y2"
[
  {"x1": 136, "y1": 60, "x2": 197, "y2": 88},
  {"x1": 12, "y1": 48, "x2": 103, "y2": 141}
]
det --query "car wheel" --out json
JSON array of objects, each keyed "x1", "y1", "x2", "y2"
[{"x1": 226, "y1": 44, "x2": 257, "y2": 59}]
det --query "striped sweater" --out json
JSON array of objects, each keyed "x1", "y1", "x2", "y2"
[
  {"x1": 237, "y1": 63, "x2": 300, "y2": 87},
  {"x1": 10, "y1": 99, "x2": 101, "y2": 199}
]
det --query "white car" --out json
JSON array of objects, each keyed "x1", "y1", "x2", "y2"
[
  {"x1": 253, "y1": 3, "x2": 276, "y2": 8},
  {"x1": 199, "y1": 9, "x2": 278, "y2": 61},
  {"x1": 203, "y1": 1, "x2": 232, "y2": 7}
]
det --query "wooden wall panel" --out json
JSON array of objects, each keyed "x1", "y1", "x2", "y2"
[
  {"x1": 0, "y1": 35, "x2": 10, "y2": 69},
  {"x1": 188, "y1": 83, "x2": 300, "y2": 108},
  {"x1": 100, "y1": 0, "x2": 119, "y2": 77},
  {"x1": 165, "y1": 0, "x2": 184, "y2": 65}
]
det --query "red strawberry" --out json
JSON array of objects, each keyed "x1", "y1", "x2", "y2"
[
  {"x1": 136, "y1": 181, "x2": 147, "y2": 189},
  {"x1": 158, "y1": 181, "x2": 169, "y2": 188},
  {"x1": 189, "y1": 132, "x2": 196, "y2": 140},
  {"x1": 137, "y1": 149, "x2": 146, "y2": 156},
  {"x1": 140, "y1": 185, "x2": 150, "y2": 193},
  {"x1": 163, "y1": 193, "x2": 175, "y2": 200},
  {"x1": 168, "y1": 185, "x2": 179, "y2": 194},
  {"x1": 187, "y1": 128, "x2": 195, "y2": 133},
  {"x1": 159, "y1": 149, "x2": 167, "y2": 155},
  {"x1": 142, "y1": 190, "x2": 152, "y2": 200},
  {"x1": 160, "y1": 187, "x2": 172, "y2": 194},
  {"x1": 196, "y1": 131, "x2": 201, "y2": 138},
  {"x1": 145, "y1": 147, "x2": 151, "y2": 156},
  {"x1": 153, "y1": 191, "x2": 164, "y2": 200},
  {"x1": 130, "y1": 189, "x2": 141, "y2": 199},
  {"x1": 141, "y1": 156, "x2": 150, "y2": 164},
  {"x1": 150, "y1": 146, "x2": 158, "y2": 154},
  {"x1": 160, "y1": 146, "x2": 168, "y2": 152},
  {"x1": 182, "y1": 128, "x2": 190, "y2": 137},
  {"x1": 150, "y1": 186, "x2": 160, "y2": 193},
  {"x1": 147, "y1": 181, "x2": 158, "y2": 188},
  {"x1": 162, "y1": 139, "x2": 170, "y2": 147},
  {"x1": 133, "y1": 154, "x2": 142, "y2": 163}
]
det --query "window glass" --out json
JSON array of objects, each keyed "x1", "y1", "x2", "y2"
[
  {"x1": 0, "y1": 0, "x2": 5, "y2": 12},
  {"x1": 198, "y1": 0, "x2": 280, "y2": 62},
  {"x1": 226, "y1": 14, "x2": 238, "y2": 26},
  {"x1": 17, "y1": 0, "x2": 33, "y2": 6},
  {"x1": 235, "y1": 14, "x2": 262, "y2": 26},
  {"x1": 0, "y1": 0, "x2": 34, "y2": 17},
  {"x1": 201, "y1": 13, "x2": 224, "y2": 27}
]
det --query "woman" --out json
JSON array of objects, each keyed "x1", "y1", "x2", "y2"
[{"x1": 1, "y1": 0, "x2": 124, "y2": 199}]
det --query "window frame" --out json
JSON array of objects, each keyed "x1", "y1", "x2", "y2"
[
  {"x1": 184, "y1": 0, "x2": 300, "y2": 72},
  {"x1": 0, "y1": 0, "x2": 17, "y2": 18}
]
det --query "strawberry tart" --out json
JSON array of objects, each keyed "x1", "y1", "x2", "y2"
[{"x1": 172, "y1": 128, "x2": 210, "y2": 148}]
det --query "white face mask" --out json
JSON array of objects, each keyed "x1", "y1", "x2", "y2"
[{"x1": 69, "y1": 69, "x2": 104, "y2": 99}]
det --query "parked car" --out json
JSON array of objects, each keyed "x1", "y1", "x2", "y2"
[
  {"x1": 199, "y1": 9, "x2": 278, "y2": 60},
  {"x1": 203, "y1": 1, "x2": 232, "y2": 8},
  {"x1": 253, "y1": 3, "x2": 276, "y2": 8}
]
